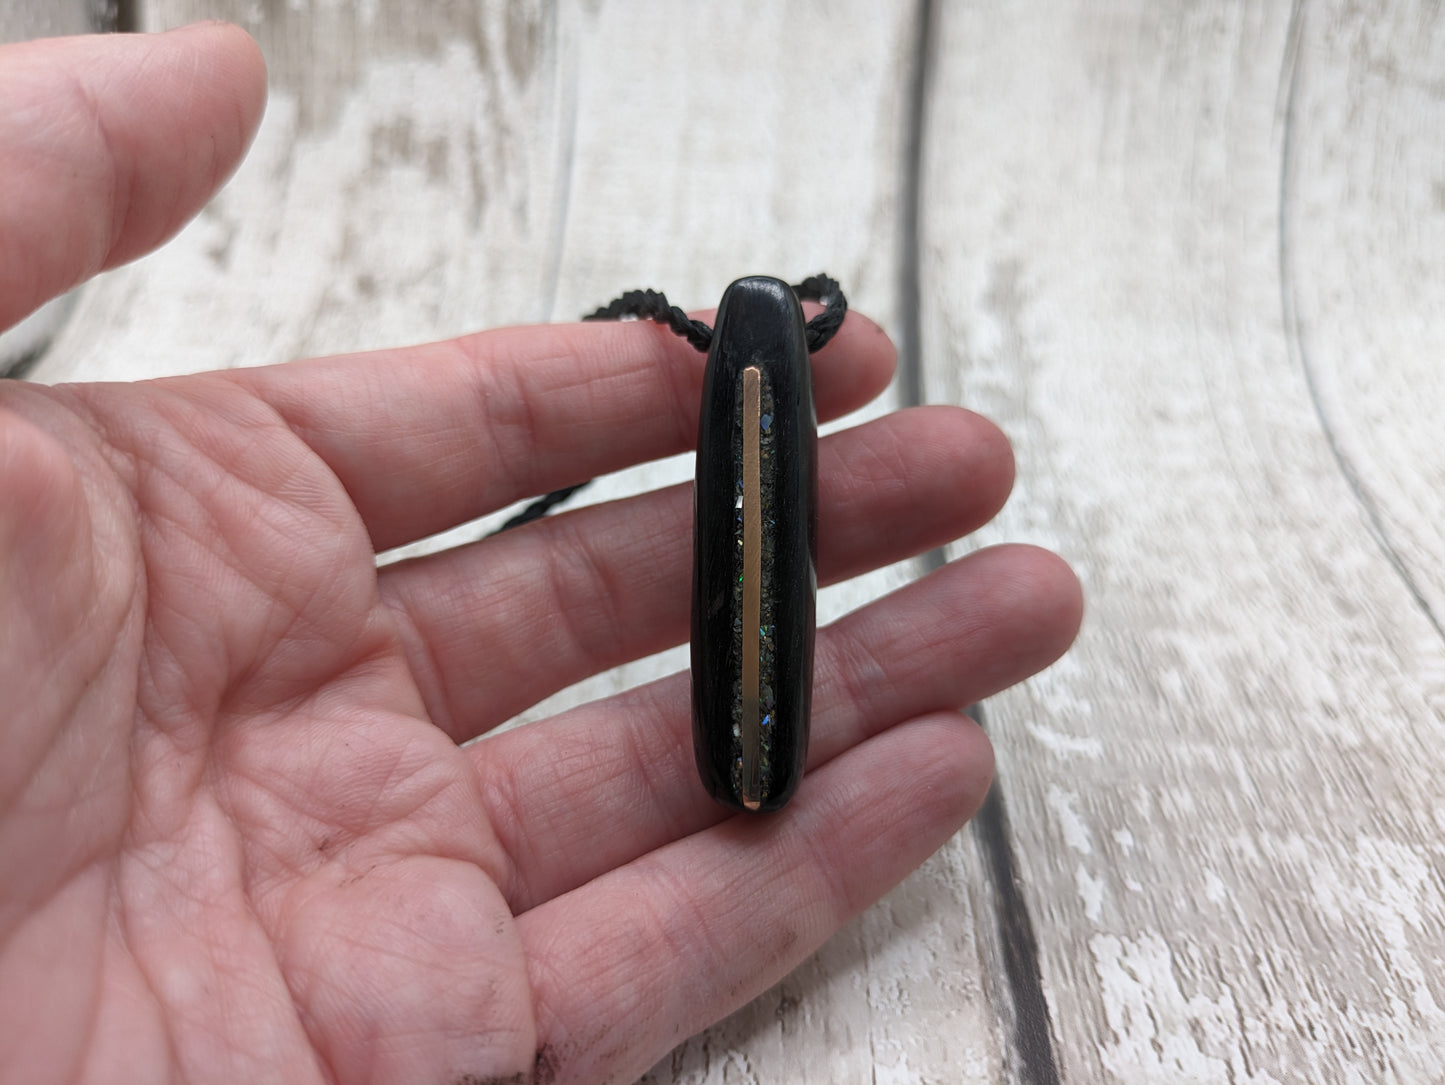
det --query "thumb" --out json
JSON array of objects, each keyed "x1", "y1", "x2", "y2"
[{"x1": 0, "y1": 23, "x2": 266, "y2": 332}]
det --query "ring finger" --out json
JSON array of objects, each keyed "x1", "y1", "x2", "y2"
[{"x1": 473, "y1": 543, "x2": 1082, "y2": 913}]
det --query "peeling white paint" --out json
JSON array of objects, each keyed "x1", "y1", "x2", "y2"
[
  {"x1": 1202, "y1": 871, "x2": 1227, "y2": 905},
  {"x1": 1091, "y1": 933, "x2": 1284, "y2": 1085},
  {"x1": 1028, "y1": 722, "x2": 1105, "y2": 760},
  {"x1": 1077, "y1": 864, "x2": 1105, "y2": 922},
  {"x1": 1046, "y1": 786, "x2": 1095, "y2": 856}
]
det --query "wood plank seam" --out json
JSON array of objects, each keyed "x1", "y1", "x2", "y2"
[
  {"x1": 972, "y1": 703, "x2": 1063, "y2": 1085},
  {"x1": 899, "y1": 1, "x2": 1065, "y2": 1079}
]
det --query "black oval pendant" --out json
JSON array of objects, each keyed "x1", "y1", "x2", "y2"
[{"x1": 691, "y1": 277, "x2": 817, "y2": 813}]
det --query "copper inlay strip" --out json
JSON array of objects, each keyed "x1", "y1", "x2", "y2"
[{"x1": 740, "y1": 365, "x2": 763, "y2": 810}]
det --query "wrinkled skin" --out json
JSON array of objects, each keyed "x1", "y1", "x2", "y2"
[{"x1": 0, "y1": 24, "x2": 1081, "y2": 1085}]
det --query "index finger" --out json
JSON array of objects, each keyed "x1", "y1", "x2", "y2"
[{"x1": 226, "y1": 310, "x2": 895, "y2": 552}]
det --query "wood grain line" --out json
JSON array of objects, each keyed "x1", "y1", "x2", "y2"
[{"x1": 1276, "y1": 0, "x2": 1445, "y2": 646}]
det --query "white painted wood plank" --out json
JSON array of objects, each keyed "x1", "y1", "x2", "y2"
[
  {"x1": 38, "y1": 1, "x2": 572, "y2": 383},
  {"x1": 0, "y1": 1, "x2": 93, "y2": 45},
  {"x1": 25, "y1": 2, "x2": 1013, "y2": 1081},
  {"x1": 922, "y1": 2, "x2": 1445, "y2": 1082},
  {"x1": 1282, "y1": 3, "x2": 1445, "y2": 650}
]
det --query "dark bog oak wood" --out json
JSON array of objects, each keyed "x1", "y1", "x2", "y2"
[{"x1": 692, "y1": 277, "x2": 816, "y2": 815}]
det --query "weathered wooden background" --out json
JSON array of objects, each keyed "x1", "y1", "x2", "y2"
[{"x1": 8, "y1": 2, "x2": 1445, "y2": 1081}]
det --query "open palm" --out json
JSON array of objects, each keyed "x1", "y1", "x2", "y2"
[{"x1": 0, "y1": 25, "x2": 1081, "y2": 1085}]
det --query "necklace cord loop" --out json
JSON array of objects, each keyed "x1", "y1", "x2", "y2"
[
  {"x1": 582, "y1": 274, "x2": 847, "y2": 355},
  {"x1": 495, "y1": 275, "x2": 846, "y2": 533}
]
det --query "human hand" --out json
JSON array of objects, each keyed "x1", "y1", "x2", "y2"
[{"x1": 0, "y1": 24, "x2": 1082, "y2": 1085}]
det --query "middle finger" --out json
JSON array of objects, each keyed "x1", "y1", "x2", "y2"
[{"x1": 379, "y1": 405, "x2": 1013, "y2": 741}]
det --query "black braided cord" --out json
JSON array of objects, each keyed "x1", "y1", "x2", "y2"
[
  {"x1": 791, "y1": 274, "x2": 848, "y2": 353},
  {"x1": 492, "y1": 482, "x2": 590, "y2": 533},
  {"x1": 495, "y1": 275, "x2": 846, "y2": 533},
  {"x1": 584, "y1": 289, "x2": 715, "y2": 352}
]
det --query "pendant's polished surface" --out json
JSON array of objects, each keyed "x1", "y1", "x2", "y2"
[{"x1": 692, "y1": 277, "x2": 817, "y2": 814}]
